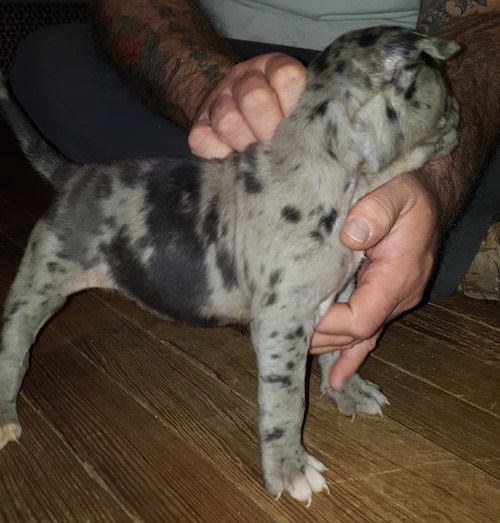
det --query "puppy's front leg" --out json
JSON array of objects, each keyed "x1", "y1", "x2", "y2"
[{"x1": 251, "y1": 316, "x2": 328, "y2": 504}]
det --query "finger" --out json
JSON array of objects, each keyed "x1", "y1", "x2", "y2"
[
  {"x1": 314, "y1": 267, "x2": 398, "y2": 341},
  {"x1": 341, "y1": 176, "x2": 409, "y2": 250},
  {"x1": 188, "y1": 121, "x2": 234, "y2": 159},
  {"x1": 208, "y1": 93, "x2": 258, "y2": 152},
  {"x1": 328, "y1": 336, "x2": 379, "y2": 390},
  {"x1": 266, "y1": 55, "x2": 307, "y2": 116},
  {"x1": 309, "y1": 332, "x2": 356, "y2": 353},
  {"x1": 233, "y1": 70, "x2": 284, "y2": 142}
]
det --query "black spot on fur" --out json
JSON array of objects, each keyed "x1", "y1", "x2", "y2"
[
  {"x1": 203, "y1": 198, "x2": 219, "y2": 243},
  {"x1": 405, "y1": 79, "x2": 417, "y2": 100},
  {"x1": 269, "y1": 270, "x2": 282, "y2": 288},
  {"x1": 285, "y1": 326, "x2": 305, "y2": 340},
  {"x1": 270, "y1": 330, "x2": 279, "y2": 338},
  {"x1": 309, "y1": 82, "x2": 324, "y2": 91},
  {"x1": 104, "y1": 217, "x2": 117, "y2": 229},
  {"x1": 265, "y1": 292, "x2": 277, "y2": 306},
  {"x1": 105, "y1": 157, "x2": 213, "y2": 325},
  {"x1": 309, "y1": 99, "x2": 330, "y2": 120},
  {"x1": 335, "y1": 60, "x2": 346, "y2": 74},
  {"x1": 270, "y1": 353, "x2": 281, "y2": 360},
  {"x1": 95, "y1": 175, "x2": 113, "y2": 199},
  {"x1": 310, "y1": 49, "x2": 329, "y2": 74},
  {"x1": 309, "y1": 230, "x2": 324, "y2": 243},
  {"x1": 216, "y1": 247, "x2": 238, "y2": 290},
  {"x1": 46, "y1": 261, "x2": 59, "y2": 273},
  {"x1": 319, "y1": 208, "x2": 338, "y2": 234},
  {"x1": 421, "y1": 51, "x2": 439, "y2": 69},
  {"x1": 37, "y1": 283, "x2": 53, "y2": 296},
  {"x1": 7, "y1": 301, "x2": 26, "y2": 316},
  {"x1": 358, "y1": 32, "x2": 378, "y2": 48},
  {"x1": 119, "y1": 163, "x2": 141, "y2": 188},
  {"x1": 242, "y1": 169, "x2": 263, "y2": 194},
  {"x1": 263, "y1": 374, "x2": 292, "y2": 387},
  {"x1": 263, "y1": 428, "x2": 284, "y2": 442},
  {"x1": 286, "y1": 361, "x2": 295, "y2": 370},
  {"x1": 386, "y1": 104, "x2": 398, "y2": 122},
  {"x1": 240, "y1": 144, "x2": 263, "y2": 194},
  {"x1": 281, "y1": 206, "x2": 301, "y2": 223},
  {"x1": 325, "y1": 121, "x2": 338, "y2": 141}
]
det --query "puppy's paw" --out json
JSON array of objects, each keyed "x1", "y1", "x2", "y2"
[
  {"x1": 0, "y1": 421, "x2": 22, "y2": 450},
  {"x1": 323, "y1": 373, "x2": 389, "y2": 418},
  {"x1": 263, "y1": 450, "x2": 328, "y2": 505}
]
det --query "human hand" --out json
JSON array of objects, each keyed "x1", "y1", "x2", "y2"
[
  {"x1": 309, "y1": 172, "x2": 440, "y2": 390},
  {"x1": 188, "y1": 53, "x2": 306, "y2": 159}
]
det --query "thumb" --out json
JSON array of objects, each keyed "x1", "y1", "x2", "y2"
[{"x1": 341, "y1": 178, "x2": 408, "y2": 250}]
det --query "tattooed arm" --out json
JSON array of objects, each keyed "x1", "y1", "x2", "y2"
[
  {"x1": 94, "y1": 0, "x2": 239, "y2": 130},
  {"x1": 415, "y1": 1, "x2": 500, "y2": 226},
  {"x1": 94, "y1": 0, "x2": 306, "y2": 156},
  {"x1": 312, "y1": 1, "x2": 500, "y2": 390}
]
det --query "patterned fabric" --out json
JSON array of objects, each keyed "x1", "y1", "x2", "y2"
[
  {"x1": 459, "y1": 220, "x2": 500, "y2": 301},
  {"x1": 0, "y1": 2, "x2": 90, "y2": 73}
]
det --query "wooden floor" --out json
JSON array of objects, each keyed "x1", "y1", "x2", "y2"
[{"x1": 0, "y1": 115, "x2": 499, "y2": 523}]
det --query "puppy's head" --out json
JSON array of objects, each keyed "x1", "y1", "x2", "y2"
[{"x1": 306, "y1": 26, "x2": 460, "y2": 173}]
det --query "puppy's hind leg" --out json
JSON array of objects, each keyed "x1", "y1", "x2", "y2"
[{"x1": 0, "y1": 221, "x2": 106, "y2": 450}]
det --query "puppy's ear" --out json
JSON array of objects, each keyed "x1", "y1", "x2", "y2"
[
  {"x1": 380, "y1": 30, "x2": 460, "y2": 89},
  {"x1": 418, "y1": 36, "x2": 461, "y2": 61}
]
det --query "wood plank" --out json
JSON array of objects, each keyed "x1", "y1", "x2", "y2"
[
  {"x1": 398, "y1": 300, "x2": 500, "y2": 365},
  {"x1": 21, "y1": 330, "x2": 281, "y2": 523},
  {"x1": 432, "y1": 293, "x2": 500, "y2": 325},
  {"x1": 374, "y1": 325, "x2": 499, "y2": 414},
  {"x1": 362, "y1": 355, "x2": 500, "y2": 481},
  {"x1": 0, "y1": 397, "x2": 134, "y2": 523}
]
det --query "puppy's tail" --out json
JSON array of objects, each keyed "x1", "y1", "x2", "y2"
[{"x1": 0, "y1": 72, "x2": 69, "y2": 184}]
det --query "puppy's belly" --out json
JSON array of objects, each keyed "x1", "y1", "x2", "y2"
[{"x1": 104, "y1": 227, "x2": 217, "y2": 324}]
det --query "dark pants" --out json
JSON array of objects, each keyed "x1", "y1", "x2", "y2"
[{"x1": 7, "y1": 24, "x2": 500, "y2": 296}]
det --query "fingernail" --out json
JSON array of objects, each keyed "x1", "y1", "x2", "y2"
[{"x1": 343, "y1": 217, "x2": 371, "y2": 244}]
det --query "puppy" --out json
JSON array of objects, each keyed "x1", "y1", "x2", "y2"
[{"x1": 0, "y1": 26, "x2": 459, "y2": 503}]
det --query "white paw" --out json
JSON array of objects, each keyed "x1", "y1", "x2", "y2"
[
  {"x1": 267, "y1": 452, "x2": 328, "y2": 505},
  {"x1": 287, "y1": 455, "x2": 328, "y2": 505},
  {"x1": 0, "y1": 421, "x2": 22, "y2": 450}
]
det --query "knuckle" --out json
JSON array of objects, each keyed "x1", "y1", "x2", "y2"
[
  {"x1": 215, "y1": 108, "x2": 245, "y2": 139},
  {"x1": 188, "y1": 126, "x2": 226, "y2": 159},
  {"x1": 187, "y1": 126, "x2": 209, "y2": 155},
  {"x1": 273, "y1": 61, "x2": 306, "y2": 87},
  {"x1": 240, "y1": 85, "x2": 275, "y2": 112}
]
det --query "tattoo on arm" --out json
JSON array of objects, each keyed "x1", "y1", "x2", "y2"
[
  {"x1": 93, "y1": 0, "x2": 239, "y2": 129},
  {"x1": 418, "y1": 1, "x2": 489, "y2": 34}
]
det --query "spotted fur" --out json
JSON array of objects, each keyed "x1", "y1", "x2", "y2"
[{"x1": 0, "y1": 26, "x2": 459, "y2": 503}]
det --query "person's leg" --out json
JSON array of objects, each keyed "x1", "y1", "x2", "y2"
[
  {"x1": 8, "y1": 24, "x2": 191, "y2": 162},
  {"x1": 7, "y1": 24, "x2": 317, "y2": 164}
]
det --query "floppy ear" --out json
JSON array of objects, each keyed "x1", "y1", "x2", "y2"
[
  {"x1": 381, "y1": 31, "x2": 460, "y2": 89},
  {"x1": 420, "y1": 36, "x2": 461, "y2": 60}
]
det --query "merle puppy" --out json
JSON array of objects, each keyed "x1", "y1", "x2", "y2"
[{"x1": 0, "y1": 26, "x2": 459, "y2": 503}]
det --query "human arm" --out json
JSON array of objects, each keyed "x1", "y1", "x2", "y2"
[
  {"x1": 310, "y1": 1, "x2": 500, "y2": 390},
  {"x1": 93, "y1": 0, "x2": 306, "y2": 157},
  {"x1": 94, "y1": 0, "x2": 239, "y2": 130}
]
